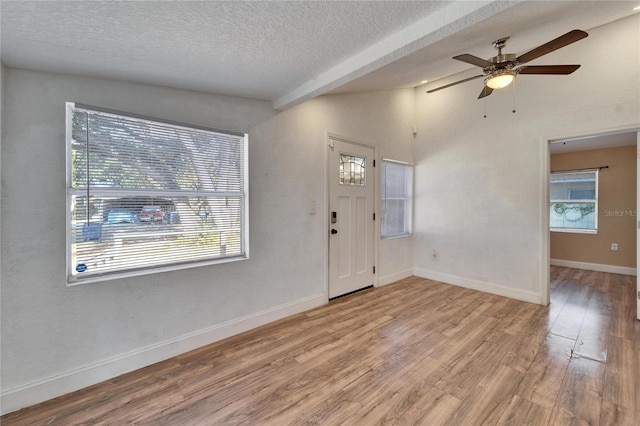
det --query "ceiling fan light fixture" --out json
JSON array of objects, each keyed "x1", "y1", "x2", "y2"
[
  {"x1": 486, "y1": 71, "x2": 515, "y2": 89},
  {"x1": 429, "y1": 30, "x2": 587, "y2": 98}
]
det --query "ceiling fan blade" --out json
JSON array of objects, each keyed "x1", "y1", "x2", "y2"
[
  {"x1": 517, "y1": 30, "x2": 588, "y2": 64},
  {"x1": 518, "y1": 65, "x2": 581, "y2": 74},
  {"x1": 426, "y1": 74, "x2": 484, "y2": 93},
  {"x1": 477, "y1": 86, "x2": 493, "y2": 99},
  {"x1": 453, "y1": 54, "x2": 494, "y2": 68}
]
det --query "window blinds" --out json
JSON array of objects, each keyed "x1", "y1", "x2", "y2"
[
  {"x1": 66, "y1": 103, "x2": 248, "y2": 283},
  {"x1": 549, "y1": 170, "x2": 598, "y2": 232},
  {"x1": 381, "y1": 159, "x2": 413, "y2": 238}
]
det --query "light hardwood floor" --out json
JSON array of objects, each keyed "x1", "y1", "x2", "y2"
[{"x1": 2, "y1": 267, "x2": 638, "y2": 425}]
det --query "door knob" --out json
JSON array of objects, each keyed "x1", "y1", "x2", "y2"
[{"x1": 331, "y1": 229, "x2": 338, "y2": 234}]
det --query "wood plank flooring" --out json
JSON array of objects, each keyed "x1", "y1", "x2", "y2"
[{"x1": 2, "y1": 267, "x2": 638, "y2": 425}]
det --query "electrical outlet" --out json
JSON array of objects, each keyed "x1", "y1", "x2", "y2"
[{"x1": 611, "y1": 243, "x2": 619, "y2": 251}]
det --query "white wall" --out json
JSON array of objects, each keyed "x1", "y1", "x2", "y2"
[
  {"x1": 413, "y1": 14, "x2": 640, "y2": 303},
  {"x1": 0, "y1": 69, "x2": 415, "y2": 413},
  {"x1": 263, "y1": 90, "x2": 416, "y2": 286}
]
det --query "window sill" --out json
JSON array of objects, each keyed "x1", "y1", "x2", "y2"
[
  {"x1": 381, "y1": 233, "x2": 412, "y2": 240},
  {"x1": 67, "y1": 255, "x2": 249, "y2": 285},
  {"x1": 550, "y1": 228, "x2": 597, "y2": 235}
]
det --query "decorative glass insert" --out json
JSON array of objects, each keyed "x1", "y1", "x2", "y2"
[{"x1": 339, "y1": 154, "x2": 366, "y2": 185}]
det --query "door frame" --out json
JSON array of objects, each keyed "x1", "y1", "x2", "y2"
[
  {"x1": 637, "y1": 130, "x2": 640, "y2": 320},
  {"x1": 325, "y1": 132, "x2": 379, "y2": 301},
  {"x1": 542, "y1": 124, "x2": 640, "y2": 307}
]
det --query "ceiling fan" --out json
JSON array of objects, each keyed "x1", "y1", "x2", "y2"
[{"x1": 426, "y1": 29, "x2": 588, "y2": 99}]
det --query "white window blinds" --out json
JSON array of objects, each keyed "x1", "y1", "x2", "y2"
[
  {"x1": 550, "y1": 170, "x2": 598, "y2": 232},
  {"x1": 381, "y1": 159, "x2": 413, "y2": 238},
  {"x1": 66, "y1": 103, "x2": 248, "y2": 283}
]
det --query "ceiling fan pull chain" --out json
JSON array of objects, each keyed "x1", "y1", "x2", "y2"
[
  {"x1": 483, "y1": 95, "x2": 487, "y2": 118},
  {"x1": 512, "y1": 78, "x2": 517, "y2": 114}
]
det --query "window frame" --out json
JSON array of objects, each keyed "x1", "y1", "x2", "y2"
[
  {"x1": 380, "y1": 158, "x2": 414, "y2": 239},
  {"x1": 65, "y1": 102, "x2": 249, "y2": 284},
  {"x1": 550, "y1": 169, "x2": 598, "y2": 234}
]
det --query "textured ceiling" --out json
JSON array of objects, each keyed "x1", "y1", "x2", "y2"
[{"x1": 1, "y1": 1, "x2": 639, "y2": 110}]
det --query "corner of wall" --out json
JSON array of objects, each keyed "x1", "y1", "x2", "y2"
[
  {"x1": 377, "y1": 268, "x2": 414, "y2": 287},
  {"x1": 413, "y1": 267, "x2": 545, "y2": 305}
]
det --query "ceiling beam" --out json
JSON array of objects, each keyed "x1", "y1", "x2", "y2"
[{"x1": 273, "y1": 0, "x2": 522, "y2": 110}]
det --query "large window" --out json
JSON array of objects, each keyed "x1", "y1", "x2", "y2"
[
  {"x1": 550, "y1": 170, "x2": 598, "y2": 233},
  {"x1": 66, "y1": 103, "x2": 249, "y2": 283},
  {"x1": 381, "y1": 159, "x2": 413, "y2": 238}
]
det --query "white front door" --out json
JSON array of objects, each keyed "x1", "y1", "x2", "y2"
[{"x1": 328, "y1": 137, "x2": 375, "y2": 299}]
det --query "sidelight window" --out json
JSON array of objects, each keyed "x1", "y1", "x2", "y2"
[{"x1": 381, "y1": 159, "x2": 413, "y2": 238}]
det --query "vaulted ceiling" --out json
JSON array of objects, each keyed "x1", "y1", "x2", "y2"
[{"x1": 1, "y1": 1, "x2": 638, "y2": 110}]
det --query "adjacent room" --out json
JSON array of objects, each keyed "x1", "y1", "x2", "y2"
[
  {"x1": 1, "y1": 1, "x2": 639, "y2": 424},
  {"x1": 550, "y1": 132, "x2": 637, "y2": 276}
]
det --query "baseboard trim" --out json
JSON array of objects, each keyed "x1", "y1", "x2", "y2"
[
  {"x1": 413, "y1": 267, "x2": 543, "y2": 304},
  {"x1": 0, "y1": 293, "x2": 326, "y2": 415},
  {"x1": 550, "y1": 259, "x2": 637, "y2": 276},
  {"x1": 377, "y1": 268, "x2": 413, "y2": 287}
]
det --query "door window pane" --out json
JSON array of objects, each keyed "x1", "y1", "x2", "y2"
[{"x1": 339, "y1": 154, "x2": 366, "y2": 185}]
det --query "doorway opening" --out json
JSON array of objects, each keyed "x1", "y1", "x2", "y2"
[{"x1": 545, "y1": 129, "x2": 639, "y2": 319}]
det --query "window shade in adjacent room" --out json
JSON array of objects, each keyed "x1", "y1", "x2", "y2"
[{"x1": 550, "y1": 170, "x2": 598, "y2": 232}]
